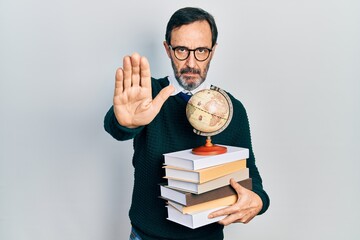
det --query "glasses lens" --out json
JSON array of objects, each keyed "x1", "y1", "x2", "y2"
[
  {"x1": 194, "y1": 48, "x2": 210, "y2": 61},
  {"x1": 174, "y1": 47, "x2": 189, "y2": 60}
]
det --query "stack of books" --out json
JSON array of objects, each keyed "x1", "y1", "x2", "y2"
[{"x1": 160, "y1": 145, "x2": 252, "y2": 229}]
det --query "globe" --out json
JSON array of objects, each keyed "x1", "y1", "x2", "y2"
[{"x1": 186, "y1": 85, "x2": 233, "y2": 155}]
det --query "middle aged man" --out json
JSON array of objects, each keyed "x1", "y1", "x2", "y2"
[{"x1": 104, "y1": 7, "x2": 270, "y2": 240}]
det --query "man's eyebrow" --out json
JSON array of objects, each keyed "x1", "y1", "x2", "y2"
[
  {"x1": 171, "y1": 45, "x2": 188, "y2": 48},
  {"x1": 172, "y1": 45, "x2": 211, "y2": 49}
]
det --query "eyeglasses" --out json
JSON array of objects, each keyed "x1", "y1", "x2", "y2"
[{"x1": 169, "y1": 45, "x2": 212, "y2": 62}]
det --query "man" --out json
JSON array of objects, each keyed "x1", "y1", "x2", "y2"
[{"x1": 104, "y1": 7, "x2": 269, "y2": 240}]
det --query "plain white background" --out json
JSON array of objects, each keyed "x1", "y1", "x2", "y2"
[{"x1": 1, "y1": 0, "x2": 359, "y2": 239}]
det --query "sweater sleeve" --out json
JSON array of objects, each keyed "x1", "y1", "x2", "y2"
[
  {"x1": 104, "y1": 106, "x2": 144, "y2": 141},
  {"x1": 248, "y1": 149, "x2": 270, "y2": 215},
  {"x1": 242, "y1": 109, "x2": 270, "y2": 215},
  {"x1": 229, "y1": 94, "x2": 270, "y2": 215}
]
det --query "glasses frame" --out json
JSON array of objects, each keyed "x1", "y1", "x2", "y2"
[{"x1": 168, "y1": 45, "x2": 213, "y2": 62}]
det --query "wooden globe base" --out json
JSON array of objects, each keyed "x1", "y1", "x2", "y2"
[{"x1": 192, "y1": 137, "x2": 227, "y2": 155}]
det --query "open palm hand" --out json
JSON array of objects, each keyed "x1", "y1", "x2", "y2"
[{"x1": 113, "y1": 53, "x2": 174, "y2": 128}]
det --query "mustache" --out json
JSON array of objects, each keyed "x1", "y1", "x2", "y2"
[{"x1": 180, "y1": 67, "x2": 200, "y2": 75}]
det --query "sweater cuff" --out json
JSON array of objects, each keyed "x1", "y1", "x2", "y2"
[
  {"x1": 104, "y1": 106, "x2": 144, "y2": 140},
  {"x1": 252, "y1": 188, "x2": 270, "y2": 215}
]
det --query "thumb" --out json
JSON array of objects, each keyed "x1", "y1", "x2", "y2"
[
  {"x1": 151, "y1": 85, "x2": 175, "y2": 111},
  {"x1": 230, "y1": 178, "x2": 246, "y2": 196}
]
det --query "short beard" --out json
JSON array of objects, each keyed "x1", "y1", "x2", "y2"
[{"x1": 171, "y1": 59, "x2": 210, "y2": 91}]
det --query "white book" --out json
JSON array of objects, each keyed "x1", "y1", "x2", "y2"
[
  {"x1": 167, "y1": 168, "x2": 249, "y2": 194},
  {"x1": 160, "y1": 184, "x2": 190, "y2": 205},
  {"x1": 163, "y1": 145, "x2": 249, "y2": 170},
  {"x1": 166, "y1": 204, "x2": 227, "y2": 229}
]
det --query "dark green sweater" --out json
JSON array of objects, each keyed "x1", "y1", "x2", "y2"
[{"x1": 104, "y1": 77, "x2": 269, "y2": 240}]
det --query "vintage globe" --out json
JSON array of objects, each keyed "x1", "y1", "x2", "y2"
[{"x1": 186, "y1": 86, "x2": 233, "y2": 137}]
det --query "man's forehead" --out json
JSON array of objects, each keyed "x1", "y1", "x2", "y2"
[{"x1": 170, "y1": 21, "x2": 212, "y2": 47}]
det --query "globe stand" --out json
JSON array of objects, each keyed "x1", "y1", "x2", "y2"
[{"x1": 192, "y1": 136, "x2": 227, "y2": 155}]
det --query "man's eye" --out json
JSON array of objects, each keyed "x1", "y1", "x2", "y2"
[
  {"x1": 177, "y1": 48, "x2": 188, "y2": 53},
  {"x1": 197, "y1": 48, "x2": 208, "y2": 54}
]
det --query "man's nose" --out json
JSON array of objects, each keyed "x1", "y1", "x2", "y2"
[{"x1": 185, "y1": 52, "x2": 197, "y2": 68}]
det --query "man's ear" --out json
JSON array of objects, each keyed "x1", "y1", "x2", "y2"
[
  {"x1": 163, "y1": 41, "x2": 171, "y2": 58},
  {"x1": 209, "y1": 43, "x2": 217, "y2": 60}
]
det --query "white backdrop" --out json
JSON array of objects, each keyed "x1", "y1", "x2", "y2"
[{"x1": 1, "y1": 0, "x2": 359, "y2": 239}]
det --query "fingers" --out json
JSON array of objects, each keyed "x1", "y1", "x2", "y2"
[
  {"x1": 207, "y1": 179, "x2": 253, "y2": 224},
  {"x1": 208, "y1": 204, "x2": 239, "y2": 220},
  {"x1": 115, "y1": 67, "x2": 124, "y2": 96},
  {"x1": 140, "y1": 56, "x2": 151, "y2": 88},
  {"x1": 207, "y1": 180, "x2": 263, "y2": 226},
  {"x1": 208, "y1": 204, "x2": 256, "y2": 226},
  {"x1": 218, "y1": 211, "x2": 255, "y2": 225},
  {"x1": 121, "y1": 53, "x2": 142, "y2": 90},
  {"x1": 122, "y1": 55, "x2": 132, "y2": 89},
  {"x1": 218, "y1": 212, "x2": 244, "y2": 226},
  {"x1": 131, "y1": 54, "x2": 141, "y2": 87}
]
